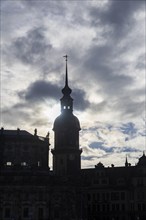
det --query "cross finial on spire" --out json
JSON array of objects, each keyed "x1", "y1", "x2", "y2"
[{"x1": 63, "y1": 55, "x2": 68, "y2": 62}]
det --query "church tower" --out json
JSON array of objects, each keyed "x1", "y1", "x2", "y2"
[{"x1": 52, "y1": 56, "x2": 82, "y2": 176}]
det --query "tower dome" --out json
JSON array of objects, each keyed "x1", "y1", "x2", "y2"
[
  {"x1": 53, "y1": 114, "x2": 81, "y2": 132},
  {"x1": 137, "y1": 152, "x2": 146, "y2": 166}
]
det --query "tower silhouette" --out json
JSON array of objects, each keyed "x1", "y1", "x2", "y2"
[{"x1": 52, "y1": 56, "x2": 82, "y2": 175}]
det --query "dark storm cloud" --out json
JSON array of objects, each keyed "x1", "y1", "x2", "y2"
[
  {"x1": 90, "y1": 0, "x2": 144, "y2": 39},
  {"x1": 82, "y1": 36, "x2": 144, "y2": 118},
  {"x1": 83, "y1": 0, "x2": 144, "y2": 112},
  {"x1": 17, "y1": 80, "x2": 90, "y2": 111},
  {"x1": 72, "y1": 89, "x2": 90, "y2": 111},
  {"x1": 1, "y1": 80, "x2": 90, "y2": 128},
  {"x1": 18, "y1": 80, "x2": 60, "y2": 102},
  {"x1": 83, "y1": 44, "x2": 135, "y2": 117},
  {"x1": 84, "y1": 45, "x2": 133, "y2": 94},
  {"x1": 3, "y1": 25, "x2": 58, "y2": 77},
  {"x1": 11, "y1": 27, "x2": 52, "y2": 65}
]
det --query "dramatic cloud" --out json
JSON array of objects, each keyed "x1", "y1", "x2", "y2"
[
  {"x1": 1, "y1": 0, "x2": 145, "y2": 168},
  {"x1": 17, "y1": 79, "x2": 90, "y2": 111},
  {"x1": 90, "y1": 0, "x2": 144, "y2": 39},
  {"x1": 12, "y1": 27, "x2": 52, "y2": 64},
  {"x1": 18, "y1": 80, "x2": 60, "y2": 102}
]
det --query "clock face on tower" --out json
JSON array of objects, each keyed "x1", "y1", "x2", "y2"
[{"x1": 69, "y1": 154, "x2": 75, "y2": 160}]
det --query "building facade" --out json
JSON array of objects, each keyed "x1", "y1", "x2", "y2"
[{"x1": 0, "y1": 58, "x2": 146, "y2": 220}]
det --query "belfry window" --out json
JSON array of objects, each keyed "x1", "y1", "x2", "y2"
[
  {"x1": 63, "y1": 106, "x2": 66, "y2": 109},
  {"x1": 68, "y1": 106, "x2": 70, "y2": 109}
]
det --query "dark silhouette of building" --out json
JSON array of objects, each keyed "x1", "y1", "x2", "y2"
[
  {"x1": 0, "y1": 57, "x2": 146, "y2": 220},
  {"x1": 52, "y1": 56, "x2": 82, "y2": 176},
  {"x1": 0, "y1": 128, "x2": 49, "y2": 168}
]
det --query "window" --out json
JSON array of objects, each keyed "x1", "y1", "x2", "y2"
[
  {"x1": 112, "y1": 204, "x2": 116, "y2": 211},
  {"x1": 94, "y1": 179, "x2": 99, "y2": 184},
  {"x1": 92, "y1": 193, "x2": 96, "y2": 201},
  {"x1": 6, "y1": 162, "x2": 12, "y2": 166},
  {"x1": 130, "y1": 203, "x2": 134, "y2": 211},
  {"x1": 117, "y1": 178, "x2": 125, "y2": 185},
  {"x1": 97, "y1": 204, "x2": 100, "y2": 212},
  {"x1": 21, "y1": 162, "x2": 27, "y2": 166},
  {"x1": 38, "y1": 207, "x2": 44, "y2": 219},
  {"x1": 4, "y1": 207, "x2": 11, "y2": 218},
  {"x1": 111, "y1": 192, "x2": 119, "y2": 201},
  {"x1": 137, "y1": 178, "x2": 144, "y2": 186},
  {"x1": 137, "y1": 203, "x2": 145, "y2": 211},
  {"x1": 23, "y1": 207, "x2": 29, "y2": 218},
  {"x1": 121, "y1": 203, "x2": 125, "y2": 211},
  {"x1": 97, "y1": 193, "x2": 100, "y2": 201},
  {"x1": 102, "y1": 178, "x2": 108, "y2": 185},
  {"x1": 87, "y1": 193, "x2": 91, "y2": 201},
  {"x1": 137, "y1": 191, "x2": 144, "y2": 200},
  {"x1": 54, "y1": 207, "x2": 59, "y2": 218},
  {"x1": 60, "y1": 158, "x2": 63, "y2": 165},
  {"x1": 38, "y1": 193, "x2": 43, "y2": 201},
  {"x1": 102, "y1": 204, "x2": 105, "y2": 211},
  {"x1": 142, "y1": 203, "x2": 145, "y2": 211},
  {"x1": 116, "y1": 204, "x2": 119, "y2": 211},
  {"x1": 23, "y1": 193, "x2": 29, "y2": 201},
  {"x1": 121, "y1": 192, "x2": 125, "y2": 200},
  {"x1": 63, "y1": 106, "x2": 66, "y2": 109}
]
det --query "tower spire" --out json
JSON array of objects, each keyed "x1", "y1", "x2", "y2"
[
  {"x1": 61, "y1": 55, "x2": 73, "y2": 113},
  {"x1": 63, "y1": 55, "x2": 68, "y2": 87},
  {"x1": 125, "y1": 155, "x2": 128, "y2": 167},
  {"x1": 62, "y1": 55, "x2": 72, "y2": 96}
]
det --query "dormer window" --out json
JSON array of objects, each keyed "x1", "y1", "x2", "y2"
[
  {"x1": 21, "y1": 162, "x2": 27, "y2": 166},
  {"x1": 6, "y1": 162, "x2": 12, "y2": 166}
]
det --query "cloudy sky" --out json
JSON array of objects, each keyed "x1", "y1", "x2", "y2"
[{"x1": 1, "y1": 0, "x2": 146, "y2": 169}]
